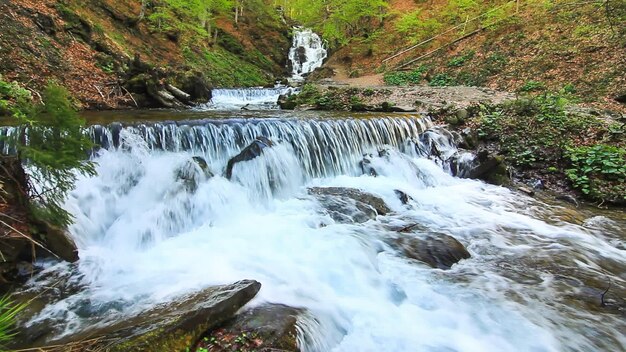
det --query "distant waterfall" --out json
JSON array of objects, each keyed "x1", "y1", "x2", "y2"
[
  {"x1": 198, "y1": 87, "x2": 296, "y2": 110},
  {"x1": 288, "y1": 28, "x2": 328, "y2": 81}
]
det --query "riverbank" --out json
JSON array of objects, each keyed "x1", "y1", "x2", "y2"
[{"x1": 0, "y1": 0, "x2": 292, "y2": 110}]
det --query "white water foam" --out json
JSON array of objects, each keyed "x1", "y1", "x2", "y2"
[
  {"x1": 22, "y1": 117, "x2": 626, "y2": 351},
  {"x1": 289, "y1": 28, "x2": 328, "y2": 82},
  {"x1": 198, "y1": 87, "x2": 296, "y2": 110}
]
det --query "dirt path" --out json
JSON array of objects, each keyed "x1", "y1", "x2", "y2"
[{"x1": 324, "y1": 65, "x2": 385, "y2": 87}]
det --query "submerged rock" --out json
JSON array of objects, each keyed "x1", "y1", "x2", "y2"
[
  {"x1": 391, "y1": 233, "x2": 471, "y2": 270},
  {"x1": 16, "y1": 280, "x2": 261, "y2": 351},
  {"x1": 200, "y1": 304, "x2": 302, "y2": 351},
  {"x1": 309, "y1": 187, "x2": 391, "y2": 224},
  {"x1": 225, "y1": 137, "x2": 274, "y2": 179}
]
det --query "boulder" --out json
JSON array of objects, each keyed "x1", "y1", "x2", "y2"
[
  {"x1": 199, "y1": 304, "x2": 302, "y2": 352},
  {"x1": 225, "y1": 137, "x2": 274, "y2": 180},
  {"x1": 177, "y1": 71, "x2": 213, "y2": 103},
  {"x1": 309, "y1": 187, "x2": 391, "y2": 224},
  {"x1": 176, "y1": 156, "x2": 214, "y2": 192},
  {"x1": 456, "y1": 150, "x2": 508, "y2": 185},
  {"x1": 37, "y1": 222, "x2": 79, "y2": 262},
  {"x1": 390, "y1": 233, "x2": 470, "y2": 269},
  {"x1": 16, "y1": 280, "x2": 262, "y2": 352}
]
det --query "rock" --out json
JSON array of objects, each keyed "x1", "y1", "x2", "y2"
[
  {"x1": 555, "y1": 194, "x2": 579, "y2": 206},
  {"x1": 309, "y1": 187, "x2": 391, "y2": 223},
  {"x1": 32, "y1": 12, "x2": 57, "y2": 35},
  {"x1": 278, "y1": 94, "x2": 295, "y2": 109},
  {"x1": 177, "y1": 71, "x2": 212, "y2": 103},
  {"x1": 394, "y1": 190, "x2": 412, "y2": 205},
  {"x1": 461, "y1": 150, "x2": 508, "y2": 185},
  {"x1": 518, "y1": 186, "x2": 535, "y2": 196},
  {"x1": 296, "y1": 46, "x2": 307, "y2": 65},
  {"x1": 615, "y1": 92, "x2": 626, "y2": 105},
  {"x1": 18, "y1": 280, "x2": 262, "y2": 351},
  {"x1": 176, "y1": 156, "x2": 214, "y2": 192},
  {"x1": 39, "y1": 223, "x2": 79, "y2": 262},
  {"x1": 201, "y1": 304, "x2": 302, "y2": 352},
  {"x1": 455, "y1": 108, "x2": 469, "y2": 121},
  {"x1": 391, "y1": 233, "x2": 470, "y2": 269},
  {"x1": 225, "y1": 137, "x2": 274, "y2": 180},
  {"x1": 390, "y1": 105, "x2": 417, "y2": 112},
  {"x1": 359, "y1": 154, "x2": 378, "y2": 176}
]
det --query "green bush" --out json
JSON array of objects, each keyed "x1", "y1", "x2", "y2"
[
  {"x1": 383, "y1": 66, "x2": 429, "y2": 85},
  {"x1": 447, "y1": 50, "x2": 475, "y2": 67},
  {"x1": 518, "y1": 80, "x2": 546, "y2": 92},
  {"x1": 429, "y1": 73, "x2": 456, "y2": 86},
  {"x1": 477, "y1": 93, "x2": 599, "y2": 167},
  {"x1": 565, "y1": 145, "x2": 626, "y2": 202}
]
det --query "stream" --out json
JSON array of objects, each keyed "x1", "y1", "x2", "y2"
[
  {"x1": 11, "y1": 107, "x2": 625, "y2": 352},
  {"x1": 7, "y1": 27, "x2": 626, "y2": 352}
]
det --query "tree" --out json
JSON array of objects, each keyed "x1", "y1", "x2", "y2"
[{"x1": 2, "y1": 81, "x2": 95, "y2": 227}]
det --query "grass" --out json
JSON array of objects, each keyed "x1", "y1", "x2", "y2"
[{"x1": 0, "y1": 295, "x2": 26, "y2": 349}]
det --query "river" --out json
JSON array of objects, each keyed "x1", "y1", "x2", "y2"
[{"x1": 13, "y1": 106, "x2": 625, "y2": 352}]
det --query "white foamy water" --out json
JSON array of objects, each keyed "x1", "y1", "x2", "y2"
[
  {"x1": 20, "y1": 116, "x2": 626, "y2": 351},
  {"x1": 198, "y1": 87, "x2": 296, "y2": 110},
  {"x1": 289, "y1": 28, "x2": 328, "y2": 82}
]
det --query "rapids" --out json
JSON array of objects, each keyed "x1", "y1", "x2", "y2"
[{"x1": 17, "y1": 112, "x2": 626, "y2": 352}]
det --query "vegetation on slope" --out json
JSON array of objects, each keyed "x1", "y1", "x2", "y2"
[
  {"x1": 319, "y1": 0, "x2": 625, "y2": 112},
  {"x1": 0, "y1": 0, "x2": 292, "y2": 109},
  {"x1": 474, "y1": 92, "x2": 625, "y2": 204}
]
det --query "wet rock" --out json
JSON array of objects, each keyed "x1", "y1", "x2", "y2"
[
  {"x1": 296, "y1": 46, "x2": 307, "y2": 65},
  {"x1": 38, "y1": 222, "x2": 79, "y2": 262},
  {"x1": 201, "y1": 304, "x2": 302, "y2": 352},
  {"x1": 176, "y1": 156, "x2": 214, "y2": 192},
  {"x1": 310, "y1": 187, "x2": 390, "y2": 215},
  {"x1": 18, "y1": 280, "x2": 262, "y2": 351},
  {"x1": 177, "y1": 71, "x2": 212, "y2": 103},
  {"x1": 391, "y1": 233, "x2": 471, "y2": 270},
  {"x1": 518, "y1": 186, "x2": 535, "y2": 196},
  {"x1": 359, "y1": 154, "x2": 378, "y2": 176},
  {"x1": 225, "y1": 137, "x2": 274, "y2": 179},
  {"x1": 555, "y1": 194, "x2": 579, "y2": 206},
  {"x1": 460, "y1": 150, "x2": 509, "y2": 185},
  {"x1": 309, "y1": 187, "x2": 390, "y2": 224},
  {"x1": 394, "y1": 190, "x2": 412, "y2": 205}
]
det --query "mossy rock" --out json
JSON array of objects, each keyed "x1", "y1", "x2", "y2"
[{"x1": 18, "y1": 280, "x2": 261, "y2": 352}]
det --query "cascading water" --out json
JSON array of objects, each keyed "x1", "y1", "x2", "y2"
[
  {"x1": 198, "y1": 87, "x2": 296, "y2": 110},
  {"x1": 288, "y1": 28, "x2": 328, "y2": 82},
  {"x1": 12, "y1": 114, "x2": 626, "y2": 351}
]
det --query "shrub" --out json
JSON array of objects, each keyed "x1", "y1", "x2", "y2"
[
  {"x1": 565, "y1": 145, "x2": 626, "y2": 203},
  {"x1": 429, "y1": 73, "x2": 456, "y2": 86},
  {"x1": 447, "y1": 50, "x2": 475, "y2": 67}
]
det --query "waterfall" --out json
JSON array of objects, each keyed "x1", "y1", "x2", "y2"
[
  {"x1": 288, "y1": 28, "x2": 328, "y2": 81},
  {"x1": 197, "y1": 87, "x2": 296, "y2": 110},
  {"x1": 12, "y1": 114, "x2": 626, "y2": 352},
  {"x1": 86, "y1": 116, "x2": 441, "y2": 179}
]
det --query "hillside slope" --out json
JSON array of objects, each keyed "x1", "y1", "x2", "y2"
[
  {"x1": 0, "y1": 0, "x2": 292, "y2": 109},
  {"x1": 317, "y1": 0, "x2": 626, "y2": 112}
]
